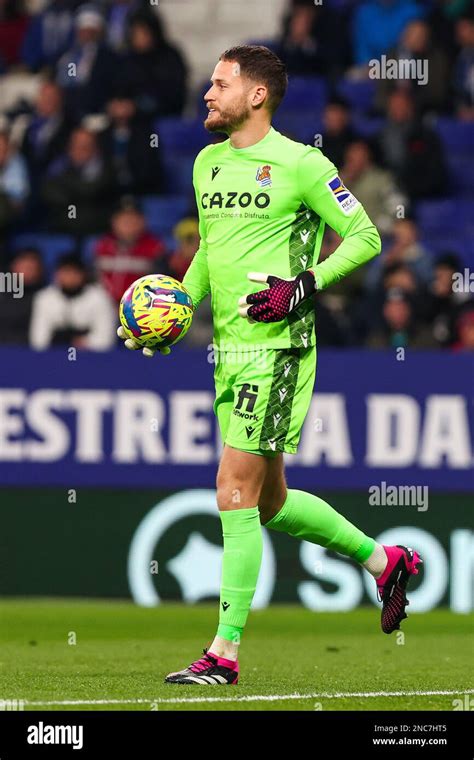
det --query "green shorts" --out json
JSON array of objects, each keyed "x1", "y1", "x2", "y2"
[{"x1": 213, "y1": 344, "x2": 317, "y2": 456}]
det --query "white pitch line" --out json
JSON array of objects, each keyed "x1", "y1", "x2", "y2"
[{"x1": 22, "y1": 689, "x2": 474, "y2": 707}]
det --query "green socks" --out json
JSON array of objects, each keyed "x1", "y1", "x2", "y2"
[
  {"x1": 265, "y1": 488, "x2": 375, "y2": 562},
  {"x1": 217, "y1": 506, "x2": 263, "y2": 643},
  {"x1": 215, "y1": 493, "x2": 374, "y2": 647}
]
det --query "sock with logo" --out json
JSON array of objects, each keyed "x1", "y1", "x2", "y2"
[
  {"x1": 264, "y1": 488, "x2": 375, "y2": 562},
  {"x1": 211, "y1": 506, "x2": 263, "y2": 662}
]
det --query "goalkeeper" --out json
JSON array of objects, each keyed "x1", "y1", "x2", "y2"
[{"x1": 118, "y1": 45, "x2": 422, "y2": 686}]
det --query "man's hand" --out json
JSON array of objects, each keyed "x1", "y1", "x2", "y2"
[
  {"x1": 238, "y1": 270, "x2": 316, "y2": 323},
  {"x1": 117, "y1": 326, "x2": 171, "y2": 358}
]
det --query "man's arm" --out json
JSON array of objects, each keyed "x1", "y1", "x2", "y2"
[
  {"x1": 182, "y1": 153, "x2": 211, "y2": 310},
  {"x1": 299, "y1": 150, "x2": 381, "y2": 290}
]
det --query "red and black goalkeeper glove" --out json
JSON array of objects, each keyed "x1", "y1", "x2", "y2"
[{"x1": 238, "y1": 270, "x2": 316, "y2": 323}]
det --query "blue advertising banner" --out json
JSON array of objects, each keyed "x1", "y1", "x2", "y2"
[{"x1": 0, "y1": 347, "x2": 472, "y2": 491}]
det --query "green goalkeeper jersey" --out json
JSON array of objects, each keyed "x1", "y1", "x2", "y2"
[{"x1": 182, "y1": 126, "x2": 381, "y2": 350}]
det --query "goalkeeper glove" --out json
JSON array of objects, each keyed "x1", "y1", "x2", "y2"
[
  {"x1": 117, "y1": 326, "x2": 171, "y2": 358},
  {"x1": 238, "y1": 270, "x2": 316, "y2": 323}
]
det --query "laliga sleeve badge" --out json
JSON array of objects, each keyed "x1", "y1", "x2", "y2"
[{"x1": 327, "y1": 175, "x2": 359, "y2": 215}]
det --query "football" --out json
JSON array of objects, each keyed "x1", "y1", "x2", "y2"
[{"x1": 119, "y1": 274, "x2": 194, "y2": 349}]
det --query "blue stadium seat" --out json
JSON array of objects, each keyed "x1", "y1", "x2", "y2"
[
  {"x1": 10, "y1": 233, "x2": 76, "y2": 275},
  {"x1": 280, "y1": 76, "x2": 327, "y2": 112},
  {"x1": 415, "y1": 199, "x2": 473, "y2": 232},
  {"x1": 434, "y1": 118, "x2": 474, "y2": 152},
  {"x1": 141, "y1": 194, "x2": 190, "y2": 237},
  {"x1": 421, "y1": 235, "x2": 473, "y2": 267},
  {"x1": 82, "y1": 236, "x2": 100, "y2": 267},
  {"x1": 337, "y1": 79, "x2": 376, "y2": 113},
  {"x1": 273, "y1": 110, "x2": 322, "y2": 144},
  {"x1": 352, "y1": 115, "x2": 383, "y2": 138},
  {"x1": 160, "y1": 154, "x2": 195, "y2": 195},
  {"x1": 154, "y1": 117, "x2": 210, "y2": 153},
  {"x1": 445, "y1": 153, "x2": 474, "y2": 195}
]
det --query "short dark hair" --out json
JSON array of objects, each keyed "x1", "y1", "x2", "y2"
[
  {"x1": 220, "y1": 45, "x2": 288, "y2": 114},
  {"x1": 56, "y1": 253, "x2": 86, "y2": 272}
]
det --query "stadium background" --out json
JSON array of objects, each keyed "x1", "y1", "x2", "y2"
[{"x1": 0, "y1": 0, "x2": 472, "y2": 625}]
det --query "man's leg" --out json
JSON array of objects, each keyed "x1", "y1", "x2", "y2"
[
  {"x1": 259, "y1": 456, "x2": 377, "y2": 565},
  {"x1": 165, "y1": 444, "x2": 273, "y2": 684},
  {"x1": 258, "y1": 456, "x2": 422, "y2": 634},
  {"x1": 207, "y1": 444, "x2": 272, "y2": 661}
]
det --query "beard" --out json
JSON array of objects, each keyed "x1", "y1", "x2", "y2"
[{"x1": 204, "y1": 95, "x2": 251, "y2": 134}]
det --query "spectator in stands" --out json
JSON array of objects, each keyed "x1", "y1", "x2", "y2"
[
  {"x1": 427, "y1": 253, "x2": 470, "y2": 346},
  {"x1": 105, "y1": 0, "x2": 148, "y2": 53},
  {"x1": 41, "y1": 126, "x2": 117, "y2": 237},
  {"x1": 0, "y1": 247, "x2": 44, "y2": 345},
  {"x1": 167, "y1": 217, "x2": 199, "y2": 281},
  {"x1": 21, "y1": 81, "x2": 71, "y2": 183},
  {"x1": 453, "y1": 12, "x2": 474, "y2": 118},
  {"x1": 276, "y1": 0, "x2": 350, "y2": 80},
  {"x1": 0, "y1": 0, "x2": 29, "y2": 67},
  {"x1": 382, "y1": 261, "x2": 419, "y2": 296},
  {"x1": 55, "y1": 4, "x2": 118, "y2": 121},
  {"x1": 0, "y1": 128, "x2": 30, "y2": 235},
  {"x1": 352, "y1": 0, "x2": 423, "y2": 67},
  {"x1": 366, "y1": 287, "x2": 436, "y2": 349},
  {"x1": 340, "y1": 140, "x2": 406, "y2": 235},
  {"x1": 452, "y1": 303, "x2": 474, "y2": 351},
  {"x1": 94, "y1": 197, "x2": 166, "y2": 303},
  {"x1": 21, "y1": 0, "x2": 79, "y2": 72},
  {"x1": 374, "y1": 20, "x2": 451, "y2": 115},
  {"x1": 365, "y1": 218, "x2": 433, "y2": 291},
  {"x1": 29, "y1": 253, "x2": 116, "y2": 350},
  {"x1": 168, "y1": 217, "x2": 213, "y2": 347},
  {"x1": 429, "y1": 0, "x2": 471, "y2": 60},
  {"x1": 352, "y1": 260, "x2": 422, "y2": 345},
  {"x1": 119, "y1": 9, "x2": 187, "y2": 119},
  {"x1": 321, "y1": 98, "x2": 355, "y2": 169},
  {"x1": 101, "y1": 90, "x2": 163, "y2": 195},
  {"x1": 376, "y1": 90, "x2": 447, "y2": 199}
]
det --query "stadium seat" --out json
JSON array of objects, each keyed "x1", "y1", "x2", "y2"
[
  {"x1": 160, "y1": 154, "x2": 195, "y2": 195},
  {"x1": 273, "y1": 110, "x2": 322, "y2": 144},
  {"x1": 10, "y1": 233, "x2": 76, "y2": 275},
  {"x1": 415, "y1": 199, "x2": 474, "y2": 232},
  {"x1": 351, "y1": 115, "x2": 383, "y2": 138},
  {"x1": 82, "y1": 236, "x2": 101, "y2": 267},
  {"x1": 337, "y1": 79, "x2": 376, "y2": 113},
  {"x1": 141, "y1": 195, "x2": 190, "y2": 237},
  {"x1": 421, "y1": 235, "x2": 473, "y2": 267},
  {"x1": 154, "y1": 117, "x2": 210, "y2": 153},
  {"x1": 280, "y1": 76, "x2": 327, "y2": 112},
  {"x1": 445, "y1": 153, "x2": 474, "y2": 195},
  {"x1": 434, "y1": 118, "x2": 474, "y2": 152}
]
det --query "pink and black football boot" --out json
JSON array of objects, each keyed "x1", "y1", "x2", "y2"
[
  {"x1": 376, "y1": 545, "x2": 423, "y2": 634},
  {"x1": 164, "y1": 648, "x2": 239, "y2": 685}
]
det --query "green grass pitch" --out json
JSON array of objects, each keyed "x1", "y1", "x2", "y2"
[{"x1": 2, "y1": 599, "x2": 473, "y2": 711}]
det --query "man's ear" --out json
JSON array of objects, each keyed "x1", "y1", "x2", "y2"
[{"x1": 251, "y1": 85, "x2": 268, "y2": 107}]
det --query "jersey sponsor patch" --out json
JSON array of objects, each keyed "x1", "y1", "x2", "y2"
[{"x1": 326, "y1": 175, "x2": 359, "y2": 215}]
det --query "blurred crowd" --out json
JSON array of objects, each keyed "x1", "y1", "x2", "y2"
[{"x1": 0, "y1": 0, "x2": 472, "y2": 352}]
